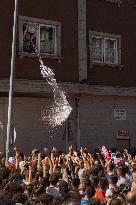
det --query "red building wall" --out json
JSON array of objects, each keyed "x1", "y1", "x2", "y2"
[
  {"x1": 0, "y1": 0, "x2": 78, "y2": 82},
  {"x1": 0, "y1": 0, "x2": 14, "y2": 78},
  {"x1": 1, "y1": 0, "x2": 136, "y2": 87},
  {"x1": 87, "y1": 0, "x2": 136, "y2": 86}
]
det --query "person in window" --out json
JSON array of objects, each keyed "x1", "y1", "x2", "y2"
[{"x1": 23, "y1": 24, "x2": 37, "y2": 53}]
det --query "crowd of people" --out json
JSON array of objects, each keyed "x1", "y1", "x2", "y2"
[{"x1": 0, "y1": 145, "x2": 136, "y2": 205}]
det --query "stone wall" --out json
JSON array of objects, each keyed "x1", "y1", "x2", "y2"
[
  {"x1": 79, "y1": 95, "x2": 136, "y2": 150},
  {"x1": 1, "y1": 95, "x2": 136, "y2": 153},
  {"x1": 0, "y1": 97, "x2": 76, "y2": 154}
]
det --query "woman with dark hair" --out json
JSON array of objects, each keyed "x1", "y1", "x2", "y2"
[
  {"x1": 95, "y1": 177, "x2": 108, "y2": 203},
  {"x1": 105, "y1": 174, "x2": 118, "y2": 199}
]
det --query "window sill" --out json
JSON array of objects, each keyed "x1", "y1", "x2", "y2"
[
  {"x1": 18, "y1": 52, "x2": 63, "y2": 60},
  {"x1": 91, "y1": 62, "x2": 124, "y2": 69}
]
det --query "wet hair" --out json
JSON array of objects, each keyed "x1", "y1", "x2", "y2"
[
  {"x1": 59, "y1": 158, "x2": 64, "y2": 165},
  {"x1": 59, "y1": 180, "x2": 69, "y2": 196},
  {"x1": 116, "y1": 152, "x2": 121, "y2": 158},
  {"x1": 95, "y1": 164, "x2": 103, "y2": 173},
  {"x1": 90, "y1": 176, "x2": 99, "y2": 188},
  {"x1": 85, "y1": 186, "x2": 96, "y2": 199},
  {"x1": 72, "y1": 178, "x2": 80, "y2": 188},
  {"x1": 117, "y1": 166, "x2": 126, "y2": 177},
  {"x1": 108, "y1": 163, "x2": 115, "y2": 172},
  {"x1": 37, "y1": 169, "x2": 43, "y2": 178},
  {"x1": 99, "y1": 177, "x2": 108, "y2": 190},
  {"x1": 19, "y1": 152, "x2": 24, "y2": 160},
  {"x1": 54, "y1": 166, "x2": 62, "y2": 178},
  {"x1": 109, "y1": 174, "x2": 118, "y2": 185},
  {"x1": 38, "y1": 177, "x2": 49, "y2": 188},
  {"x1": 80, "y1": 179, "x2": 92, "y2": 191},
  {"x1": 33, "y1": 186, "x2": 45, "y2": 197},
  {"x1": 77, "y1": 151, "x2": 81, "y2": 157},
  {"x1": 90, "y1": 168, "x2": 99, "y2": 176},
  {"x1": 49, "y1": 173, "x2": 60, "y2": 186},
  {"x1": 81, "y1": 170, "x2": 91, "y2": 180}
]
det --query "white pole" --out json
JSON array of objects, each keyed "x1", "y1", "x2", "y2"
[{"x1": 6, "y1": 0, "x2": 18, "y2": 162}]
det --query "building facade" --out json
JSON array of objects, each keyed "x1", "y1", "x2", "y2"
[{"x1": 1, "y1": 0, "x2": 136, "y2": 153}]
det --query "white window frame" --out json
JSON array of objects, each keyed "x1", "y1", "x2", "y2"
[
  {"x1": 89, "y1": 31, "x2": 121, "y2": 66},
  {"x1": 19, "y1": 16, "x2": 61, "y2": 57}
]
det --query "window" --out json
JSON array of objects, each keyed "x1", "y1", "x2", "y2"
[
  {"x1": 90, "y1": 31, "x2": 121, "y2": 65},
  {"x1": 19, "y1": 16, "x2": 61, "y2": 56},
  {"x1": 104, "y1": 0, "x2": 122, "y2": 7}
]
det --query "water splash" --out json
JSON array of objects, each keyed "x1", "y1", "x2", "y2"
[
  {"x1": 38, "y1": 56, "x2": 72, "y2": 128},
  {"x1": 26, "y1": 26, "x2": 72, "y2": 128}
]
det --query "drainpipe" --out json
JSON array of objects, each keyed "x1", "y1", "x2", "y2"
[{"x1": 78, "y1": 0, "x2": 87, "y2": 82}]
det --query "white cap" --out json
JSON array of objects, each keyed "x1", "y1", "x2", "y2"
[{"x1": 8, "y1": 157, "x2": 16, "y2": 164}]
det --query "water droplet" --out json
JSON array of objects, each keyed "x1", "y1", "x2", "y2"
[
  {"x1": 31, "y1": 40, "x2": 72, "y2": 128},
  {"x1": 40, "y1": 63, "x2": 72, "y2": 128}
]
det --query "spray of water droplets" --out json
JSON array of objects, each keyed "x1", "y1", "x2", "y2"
[
  {"x1": 26, "y1": 25, "x2": 72, "y2": 128},
  {"x1": 39, "y1": 57, "x2": 72, "y2": 128}
]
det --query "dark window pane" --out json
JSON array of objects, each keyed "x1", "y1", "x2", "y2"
[
  {"x1": 105, "y1": 39, "x2": 117, "y2": 64},
  {"x1": 92, "y1": 37, "x2": 103, "y2": 62},
  {"x1": 23, "y1": 23, "x2": 38, "y2": 53},
  {"x1": 40, "y1": 26, "x2": 56, "y2": 54}
]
